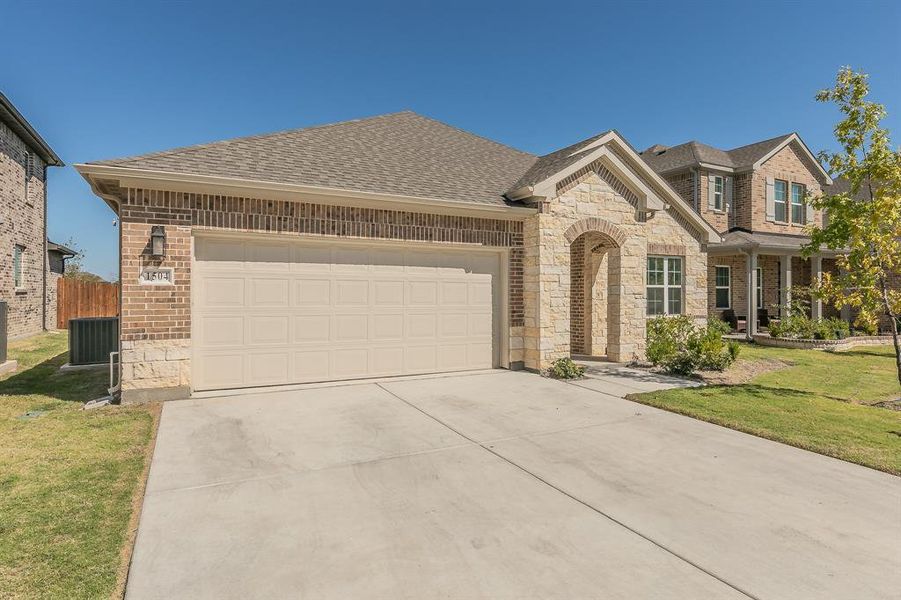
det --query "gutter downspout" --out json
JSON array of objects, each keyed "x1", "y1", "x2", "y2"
[{"x1": 42, "y1": 164, "x2": 48, "y2": 331}]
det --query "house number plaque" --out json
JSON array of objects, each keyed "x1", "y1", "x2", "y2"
[{"x1": 139, "y1": 267, "x2": 174, "y2": 286}]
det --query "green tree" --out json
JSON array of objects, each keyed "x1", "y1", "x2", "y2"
[
  {"x1": 803, "y1": 67, "x2": 901, "y2": 385},
  {"x1": 62, "y1": 237, "x2": 106, "y2": 282}
]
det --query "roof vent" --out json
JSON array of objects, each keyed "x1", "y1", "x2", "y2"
[{"x1": 642, "y1": 144, "x2": 669, "y2": 155}]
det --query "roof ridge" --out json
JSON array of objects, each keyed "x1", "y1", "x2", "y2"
[
  {"x1": 90, "y1": 111, "x2": 416, "y2": 166},
  {"x1": 726, "y1": 133, "x2": 794, "y2": 153}
]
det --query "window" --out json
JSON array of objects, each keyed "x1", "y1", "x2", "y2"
[
  {"x1": 647, "y1": 256, "x2": 683, "y2": 316},
  {"x1": 13, "y1": 245, "x2": 24, "y2": 289},
  {"x1": 756, "y1": 267, "x2": 763, "y2": 310},
  {"x1": 713, "y1": 176, "x2": 724, "y2": 211},
  {"x1": 715, "y1": 266, "x2": 731, "y2": 309},
  {"x1": 791, "y1": 183, "x2": 805, "y2": 224},
  {"x1": 774, "y1": 179, "x2": 788, "y2": 222}
]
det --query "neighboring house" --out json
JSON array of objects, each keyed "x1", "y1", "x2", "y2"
[
  {"x1": 46, "y1": 240, "x2": 77, "y2": 329},
  {"x1": 640, "y1": 134, "x2": 839, "y2": 333},
  {"x1": 77, "y1": 112, "x2": 719, "y2": 402},
  {"x1": 0, "y1": 92, "x2": 64, "y2": 339}
]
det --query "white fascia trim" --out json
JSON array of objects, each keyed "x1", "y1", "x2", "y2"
[
  {"x1": 698, "y1": 162, "x2": 735, "y2": 173},
  {"x1": 74, "y1": 164, "x2": 538, "y2": 220},
  {"x1": 752, "y1": 134, "x2": 831, "y2": 180}
]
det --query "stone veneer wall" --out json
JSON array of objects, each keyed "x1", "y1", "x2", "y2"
[
  {"x1": 522, "y1": 162, "x2": 707, "y2": 369},
  {"x1": 117, "y1": 187, "x2": 525, "y2": 400},
  {"x1": 0, "y1": 120, "x2": 49, "y2": 338}
]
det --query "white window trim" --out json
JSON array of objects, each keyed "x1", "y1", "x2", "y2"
[
  {"x1": 713, "y1": 176, "x2": 724, "y2": 211},
  {"x1": 714, "y1": 265, "x2": 731, "y2": 309},
  {"x1": 756, "y1": 267, "x2": 763, "y2": 310},
  {"x1": 647, "y1": 255, "x2": 684, "y2": 316},
  {"x1": 790, "y1": 182, "x2": 805, "y2": 225},
  {"x1": 774, "y1": 179, "x2": 788, "y2": 223}
]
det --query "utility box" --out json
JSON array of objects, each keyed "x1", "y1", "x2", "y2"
[{"x1": 69, "y1": 317, "x2": 118, "y2": 365}]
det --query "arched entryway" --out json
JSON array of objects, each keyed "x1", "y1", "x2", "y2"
[{"x1": 565, "y1": 218, "x2": 626, "y2": 360}]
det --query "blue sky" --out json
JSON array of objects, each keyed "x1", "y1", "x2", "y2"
[{"x1": 2, "y1": 0, "x2": 899, "y2": 279}]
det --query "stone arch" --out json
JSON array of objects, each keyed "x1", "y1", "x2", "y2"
[{"x1": 563, "y1": 217, "x2": 627, "y2": 247}]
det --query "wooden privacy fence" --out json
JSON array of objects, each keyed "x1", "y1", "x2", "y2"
[{"x1": 57, "y1": 279, "x2": 120, "y2": 329}]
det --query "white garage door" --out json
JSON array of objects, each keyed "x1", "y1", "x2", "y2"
[{"x1": 192, "y1": 236, "x2": 501, "y2": 391}]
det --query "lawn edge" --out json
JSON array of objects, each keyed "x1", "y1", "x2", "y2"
[
  {"x1": 113, "y1": 402, "x2": 163, "y2": 600},
  {"x1": 623, "y1": 391, "x2": 901, "y2": 478}
]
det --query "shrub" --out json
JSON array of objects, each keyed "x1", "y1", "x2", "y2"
[
  {"x1": 548, "y1": 357, "x2": 585, "y2": 379},
  {"x1": 727, "y1": 340, "x2": 741, "y2": 361},
  {"x1": 707, "y1": 317, "x2": 733, "y2": 337},
  {"x1": 770, "y1": 315, "x2": 851, "y2": 340},
  {"x1": 645, "y1": 316, "x2": 737, "y2": 375}
]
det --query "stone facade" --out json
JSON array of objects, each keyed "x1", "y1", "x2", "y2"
[
  {"x1": 0, "y1": 120, "x2": 52, "y2": 338},
  {"x1": 522, "y1": 162, "x2": 707, "y2": 370},
  {"x1": 115, "y1": 187, "x2": 526, "y2": 400}
]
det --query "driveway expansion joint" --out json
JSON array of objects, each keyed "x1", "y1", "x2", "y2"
[{"x1": 374, "y1": 382, "x2": 760, "y2": 600}]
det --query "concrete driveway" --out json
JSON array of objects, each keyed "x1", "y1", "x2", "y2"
[{"x1": 127, "y1": 369, "x2": 901, "y2": 599}]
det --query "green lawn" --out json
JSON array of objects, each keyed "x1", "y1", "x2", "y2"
[
  {"x1": 0, "y1": 332, "x2": 157, "y2": 600},
  {"x1": 631, "y1": 343, "x2": 901, "y2": 475}
]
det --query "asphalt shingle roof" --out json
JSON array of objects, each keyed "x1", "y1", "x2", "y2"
[
  {"x1": 640, "y1": 134, "x2": 794, "y2": 174},
  {"x1": 90, "y1": 112, "x2": 539, "y2": 207}
]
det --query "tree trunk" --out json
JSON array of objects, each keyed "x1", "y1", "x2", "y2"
[{"x1": 879, "y1": 276, "x2": 901, "y2": 386}]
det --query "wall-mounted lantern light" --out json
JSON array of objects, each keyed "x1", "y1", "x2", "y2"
[{"x1": 150, "y1": 225, "x2": 166, "y2": 258}]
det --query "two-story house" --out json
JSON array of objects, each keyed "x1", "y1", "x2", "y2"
[
  {"x1": 1, "y1": 92, "x2": 65, "y2": 338},
  {"x1": 641, "y1": 134, "x2": 840, "y2": 335}
]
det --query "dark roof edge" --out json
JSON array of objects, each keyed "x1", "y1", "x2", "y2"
[
  {"x1": 47, "y1": 240, "x2": 77, "y2": 255},
  {"x1": 0, "y1": 92, "x2": 63, "y2": 166}
]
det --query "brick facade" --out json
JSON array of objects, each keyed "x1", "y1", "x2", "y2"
[
  {"x1": 751, "y1": 142, "x2": 826, "y2": 233},
  {"x1": 0, "y1": 120, "x2": 52, "y2": 338},
  {"x1": 116, "y1": 187, "x2": 526, "y2": 399}
]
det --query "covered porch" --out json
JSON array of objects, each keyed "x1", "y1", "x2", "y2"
[{"x1": 708, "y1": 230, "x2": 845, "y2": 339}]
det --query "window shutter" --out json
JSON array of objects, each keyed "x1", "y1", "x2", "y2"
[
  {"x1": 724, "y1": 176, "x2": 733, "y2": 210},
  {"x1": 765, "y1": 175, "x2": 776, "y2": 221},
  {"x1": 805, "y1": 199, "x2": 814, "y2": 224},
  {"x1": 707, "y1": 174, "x2": 716, "y2": 209}
]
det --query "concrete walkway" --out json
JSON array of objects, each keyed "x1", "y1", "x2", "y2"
[{"x1": 127, "y1": 370, "x2": 901, "y2": 599}]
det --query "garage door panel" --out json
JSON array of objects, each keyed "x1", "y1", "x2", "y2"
[
  {"x1": 200, "y1": 316, "x2": 244, "y2": 346},
  {"x1": 294, "y1": 315, "x2": 330, "y2": 343},
  {"x1": 293, "y1": 350, "x2": 330, "y2": 381},
  {"x1": 438, "y1": 344, "x2": 468, "y2": 369},
  {"x1": 247, "y1": 316, "x2": 290, "y2": 345},
  {"x1": 372, "y1": 313, "x2": 404, "y2": 341},
  {"x1": 405, "y1": 345, "x2": 437, "y2": 372},
  {"x1": 251, "y1": 278, "x2": 290, "y2": 307},
  {"x1": 334, "y1": 280, "x2": 369, "y2": 305},
  {"x1": 197, "y1": 353, "x2": 245, "y2": 389},
  {"x1": 372, "y1": 347, "x2": 404, "y2": 374},
  {"x1": 332, "y1": 348, "x2": 369, "y2": 377},
  {"x1": 335, "y1": 315, "x2": 368, "y2": 341},
  {"x1": 295, "y1": 279, "x2": 330, "y2": 306},
  {"x1": 373, "y1": 281, "x2": 404, "y2": 306},
  {"x1": 194, "y1": 237, "x2": 500, "y2": 391},
  {"x1": 407, "y1": 313, "x2": 437, "y2": 339},
  {"x1": 409, "y1": 281, "x2": 438, "y2": 305},
  {"x1": 202, "y1": 278, "x2": 246, "y2": 307},
  {"x1": 248, "y1": 352, "x2": 290, "y2": 384}
]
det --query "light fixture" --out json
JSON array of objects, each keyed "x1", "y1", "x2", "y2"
[{"x1": 150, "y1": 225, "x2": 166, "y2": 258}]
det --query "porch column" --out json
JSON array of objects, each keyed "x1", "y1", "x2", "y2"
[
  {"x1": 779, "y1": 254, "x2": 793, "y2": 315},
  {"x1": 810, "y1": 255, "x2": 823, "y2": 320},
  {"x1": 746, "y1": 252, "x2": 758, "y2": 340}
]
